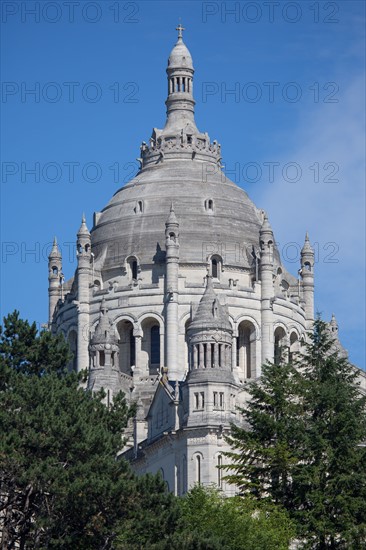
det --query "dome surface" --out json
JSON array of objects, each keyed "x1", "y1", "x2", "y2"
[
  {"x1": 91, "y1": 159, "x2": 266, "y2": 270},
  {"x1": 168, "y1": 37, "x2": 194, "y2": 70}
]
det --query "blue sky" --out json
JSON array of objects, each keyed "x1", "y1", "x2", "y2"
[{"x1": 1, "y1": 0, "x2": 365, "y2": 368}]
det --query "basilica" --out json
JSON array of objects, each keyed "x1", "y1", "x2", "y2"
[{"x1": 47, "y1": 27, "x2": 359, "y2": 496}]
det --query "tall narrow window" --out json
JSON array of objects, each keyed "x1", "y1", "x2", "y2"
[
  {"x1": 127, "y1": 257, "x2": 139, "y2": 281},
  {"x1": 194, "y1": 392, "x2": 199, "y2": 410},
  {"x1": 151, "y1": 325, "x2": 160, "y2": 365},
  {"x1": 200, "y1": 392, "x2": 205, "y2": 408},
  {"x1": 212, "y1": 258, "x2": 218, "y2": 278},
  {"x1": 196, "y1": 455, "x2": 201, "y2": 484},
  {"x1": 217, "y1": 455, "x2": 222, "y2": 488}
]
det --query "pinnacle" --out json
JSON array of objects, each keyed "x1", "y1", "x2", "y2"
[
  {"x1": 302, "y1": 232, "x2": 314, "y2": 254},
  {"x1": 49, "y1": 236, "x2": 61, "y2": 259},
  {"x1": 260, "y1": 212, "x2": 273, "y2": 233},
  {"x1": 78, "y1": 214, "x2": 90, "y2": 236},
  {"x1": 166, "y1": 203, "x2": 179, "y2": 226}
]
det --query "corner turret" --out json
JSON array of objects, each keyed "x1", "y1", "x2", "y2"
[
  {"x1": 165, "y1": 204, "x2": 180, "y2": 380},
  {"x1": 88, "y1": 298, "x2": 121, "y2": 403},
  {"x1": 300, "y1": 232, "x2": 314, "y2": 325},
  {"x1": 187, "y1": 276, "x2": 233, "y2": 379},
  {"x1": 48, "y1": 237, "x2": 63, "y2": 326},
  {"x1": 259, "y1": 213, "x2": 275, "y2": 365},
  {"x1": 76, "y1": 215, "x2": 91, "y2": 372}
]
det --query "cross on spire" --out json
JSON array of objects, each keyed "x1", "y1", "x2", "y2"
[{"x1": 176, "y1": 22, "x2": 185, "y2": 39}]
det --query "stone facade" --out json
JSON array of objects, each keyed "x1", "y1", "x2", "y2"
[{"x1": 48, "y1": 27, "x2": 365, "y2": 496}]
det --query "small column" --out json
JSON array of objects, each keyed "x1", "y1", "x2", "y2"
[
  {"x1": 207, "y1": 343, "x2": 212, "y2": 368},
  {"x1": 214, "y1": 343, "x2": 219, "y2": 367},
  {"x1": 165, "y1": 204, "x2": 180, "y2": 379},
  {"x1": 133, "y1": 330, "x2": 142, "y2": 378},
  {"x1": 76, "y1": 215, "x2": 91, "y2": 372},
  {"x1": 300, "y1": 232, "x2": 315, "y2": 328},
  {"x1": 48, "y1": 237, "x2": 62, "y2": 327},
  {"x1": 160, "y1": 330, "x2": 165, "y2": 368},
  {"x1": 193, "y1": 345, "x2": 198, "y2": 369},
  {"x1": 199, "y1": 343, "x2": 204, "y2": 368},
  {"x1": 260, "y1": 214, "x2": 274, "y2": 364},
  {"x1": 231, "y1": 335, "x2": 237, "y2": 371}
]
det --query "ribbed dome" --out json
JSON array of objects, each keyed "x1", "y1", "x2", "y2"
[
  {"x1": 168, "y1": 36, "x2": 193, "y2": 70},
  {"x1": 90, "y1": 30, "x2": 281, "y2": 274},
  {"x1": 90, "y1": 159, "x2": 270, "y2": 270}
]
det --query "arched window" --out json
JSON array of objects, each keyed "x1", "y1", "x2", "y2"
[
  {"x1": 217, "y1": 455, "x2": 223, "y2": 488},
  {"x1": 117, "y1": 320, "x2": 135, "y2": 374},
  {"x1": 150, "y1": 325, "x2": 160, "y2": 365},
  {"x1": 127, "y1": 257, "x2": 139, "y2": 281},
  {"x1": 196, "y1": 455, "x2": 201, "y2": 484},
  {"x1": 236, "y1": 321, "x2": 256, "y2": 380},
  {"x1": 205, "y1": 199, "x2": 214, "y2": 212},
  {"x1": 289, "y1": 332, "x2": 299, "y2": 363},
  {"x1": 52, "y1": 266, "x2": 58, "y2": 275},
  {"x1": 210, "y1": 255, "x2": 222, "y2": 279},
  {"x1": 274, "y1": 327, "x2": 287, "y2": 365}
]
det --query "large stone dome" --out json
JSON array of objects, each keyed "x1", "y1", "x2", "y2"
[{"x1": 91, "y1": 159, "x2": 265, "y2": 271}]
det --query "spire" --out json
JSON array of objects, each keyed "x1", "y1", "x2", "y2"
[
  {"x1": 78, "y1": 214, "x2": 90, "y2": 236},
  {"x1": 190, "y1": 275, "x2": 231, "y2": 332},
  {"x1": 139, "y1": 29, "x2": 222, "y2": 168},
  {"x1": 91, "y1": 298, "x2": 117, "y2": 345},
  {"x1": 166, "y1": 202, "x2": 179, "y2": 226},
  {"x1": 301, "y1": 231, "x2": 313, "y2": 254},
  {"x1": 164, "y1": 26, "x2": 197, "y2": 134},
  {"x1": 260, "y1": 212, "x2": 273, "y2": 234},
  {"x1": 330, "y1": 313, "x2": 338, "y2": 329},
  {"x1": 49, "y1": 236, "x2": 61, "y2": 260}
]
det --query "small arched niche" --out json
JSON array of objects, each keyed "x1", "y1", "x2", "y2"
[
  {"x1": 117, "y1": 320, "x2": 135, "y2": 374},
  {"x1": 236, "y1": 320, "x2": 256, "y2": 380},
  {"x1": 210, "y1": 255, "x2": 222, "y2": 280},
  {"x1": 141, "y1": 318, "x2": 161, "y2": 374},
  {"x1": 274, "y1": 326, "x2": 287, "y2": 365}
]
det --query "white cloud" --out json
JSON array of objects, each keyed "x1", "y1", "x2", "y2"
[{"x1": 256, "y1": 72, "x2": 365, "y2": 366}]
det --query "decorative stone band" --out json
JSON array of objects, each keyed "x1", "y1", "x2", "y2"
[{"x1": 139, "y1": 132, "x2": 222, "y2": 168}]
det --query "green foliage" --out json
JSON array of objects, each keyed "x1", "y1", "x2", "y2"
[
  {"x1": 0, "y1": 310, "x2": 71, "y2": 378},
  {"x1": 0, "y1": 311, "x2": 171, "y2": 549},
  {"x1": 293, "y1": 318, "x2": 366, "y2": 548},
  {"x1": 224, "y1": 317, "x2": 366, "y2": 548},
  {"x1": 224, "y1": 358, "x2": 303, "y2": 509},
  {"x1": 114, "y1": 473, "x2": 182, "y2": 549},
  {"x1": 173, "y1": 485, "x2": 295, "y2": 550}
]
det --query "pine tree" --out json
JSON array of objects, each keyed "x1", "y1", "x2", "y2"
[
  {"x1": 293, "y1": 319, "x2": 366, "y2": 548},
  {"x1": 0, "y1": 311, "x2": 176, "y2": 549},
  {"x1": 224, "y1": 358, "x2": 303, "y2": 510},
  {"x1": 224, "y1": 317, "x2": 366, "y2": 548}
]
